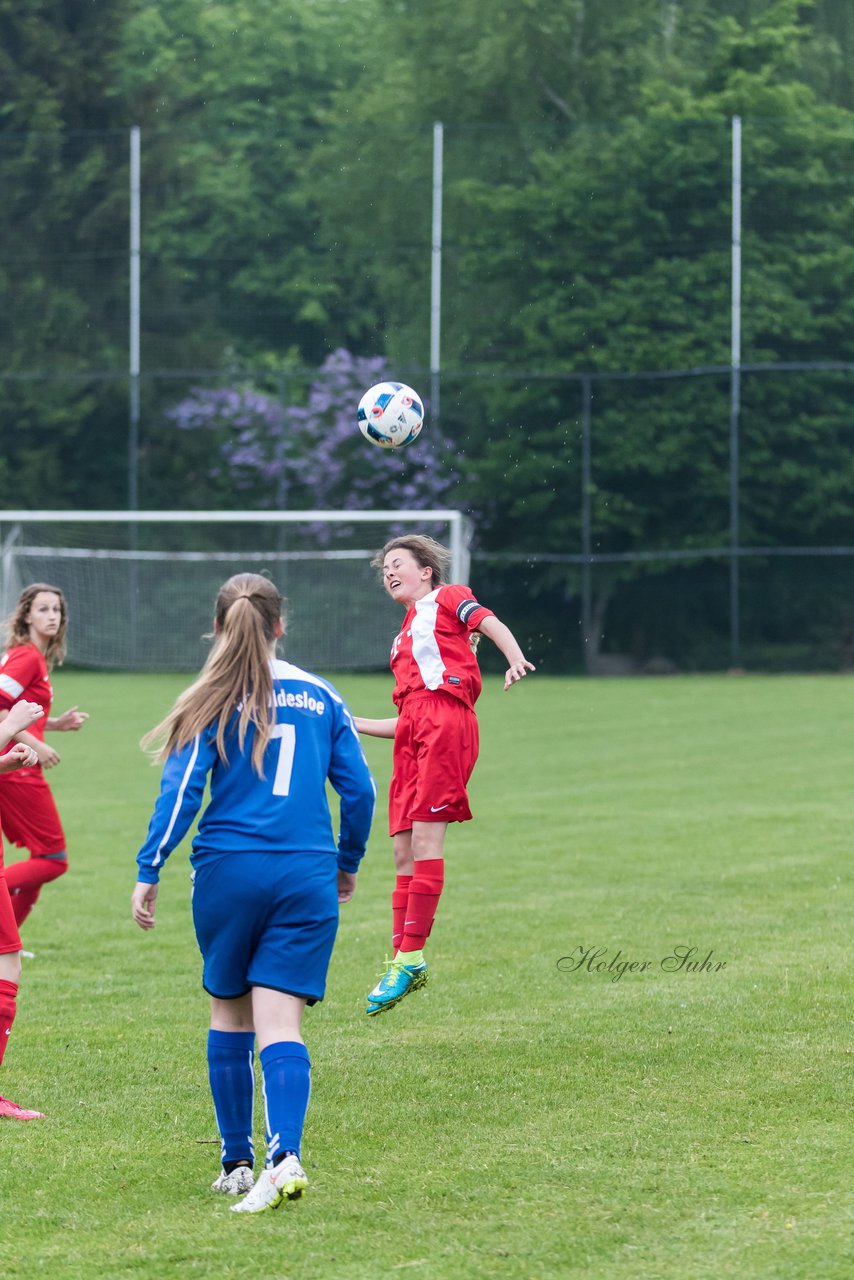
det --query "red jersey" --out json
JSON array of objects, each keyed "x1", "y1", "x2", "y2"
[
  {"x1": 390, "y1": 584, "x2": 494, "y2": 712},
  {"x1": 0, "y1": 644, "x2": 53, "y2": 775}
]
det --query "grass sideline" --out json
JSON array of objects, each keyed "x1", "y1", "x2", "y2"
[{"x1": 0, "y1": 670, "x2": 850, "y2": 1280}]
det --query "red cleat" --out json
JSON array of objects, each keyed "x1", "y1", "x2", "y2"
[{"x1": 0, "y1": 1094, "x2": 46, "y2": 1120}]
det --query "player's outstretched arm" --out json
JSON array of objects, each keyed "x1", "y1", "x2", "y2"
[
  {"x1": 477, "y1": 615, "x2": 536, "y2": 690},
  {"x1": 353, "y1": 716, "x2": 398, "y2": 738}
]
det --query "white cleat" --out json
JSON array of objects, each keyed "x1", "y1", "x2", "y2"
[
  {"x1": 230, "y1": 1154, "x2": 308, "y2": 1213},
  {"x1": 211, "y1": 1165, "x2": 255, "y2": 1194}
]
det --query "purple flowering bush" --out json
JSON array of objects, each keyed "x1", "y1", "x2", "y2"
[{"x1": 167, "y1": 350, "x2": 458, "y2": 524}]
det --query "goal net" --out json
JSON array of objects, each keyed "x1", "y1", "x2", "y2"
[{"x1": 0, "y1": 510, "x2": 472, "y2": 672}]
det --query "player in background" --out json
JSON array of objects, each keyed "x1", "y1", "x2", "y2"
[
  {"x1": 0, "y1": 698, "x2": 47, "y2": 1119},
  {"x1": 0, "y1": 584, "x2": 89, "y2": 931},
  {"x1": 354, "y1": 534, "x2": 534, "y2": 1016},
  {"x1": 131, "y1": 573, "x2": 375, "y2": 1214}
]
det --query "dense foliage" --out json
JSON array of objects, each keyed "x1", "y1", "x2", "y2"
[{"x1": 1, "y1": 0, "x2": 852, "y2": 668}]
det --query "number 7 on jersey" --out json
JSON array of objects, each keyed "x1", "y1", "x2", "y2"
[{"x1": 271, "y1": 722, "x2": 296, "y2": 796}]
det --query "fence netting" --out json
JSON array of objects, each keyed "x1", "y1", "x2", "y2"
[{"x1": 2, "y1": 118, "x2": 853, "y2": 672}]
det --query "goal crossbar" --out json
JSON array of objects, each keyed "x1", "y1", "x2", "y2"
[
  {"x1": 0, "y1": 510, "x2": 469, "y2": 580},
  {"x1": 0, "y1": 509, "x2": 464, "y2": 523}
]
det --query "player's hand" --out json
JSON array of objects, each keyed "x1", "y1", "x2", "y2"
[
  {"x1": 0, "y1": 743, "x2": 39, "y2": 773},
  {"x1": 132, "y1": 882, "x2": 158, "y2": 930},
  {"x1": 504, "y1": 659, "x2": 536, "y2": 690},
  {"x1": 5, "y1": 700, "x2": 44, "y2": 735},
  {"x1": 37, "y1": 743, "x2": 61, "y2": 769},
  {"x1": 53, "y1": 706, "x2": 89, "y2": 731},
  {"x1": 337, "y1": 870, "x2": 357, "y2": 904}
]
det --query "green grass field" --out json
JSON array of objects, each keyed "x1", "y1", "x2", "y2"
[{"x1": 0, "y1": 671, "x2": 850, "y2": 1280}]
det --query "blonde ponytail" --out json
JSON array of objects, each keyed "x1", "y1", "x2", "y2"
[{"x1": 142, "y1": 574, "x2": 284, "y2": 776}]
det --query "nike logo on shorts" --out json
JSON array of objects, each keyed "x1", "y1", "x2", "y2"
[{"x1": 430, "y1": 804, "x2": 450, "y2": 812}]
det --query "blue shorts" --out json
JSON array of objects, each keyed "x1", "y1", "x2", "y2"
[{"x1": 191, "y1": 851, "x2": 339, "y2": 1005}]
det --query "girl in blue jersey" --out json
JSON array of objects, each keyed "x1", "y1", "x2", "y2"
[{"x1": 131, "y1": 573, "x2": 375, "y2": 1214}]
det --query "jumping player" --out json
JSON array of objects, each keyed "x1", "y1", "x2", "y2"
[
  {"x1": 132, "y1": 573, "x2": 375, "y2": 1213},
  {"x1": 354, "y1": 534, "x2": 534, "y2": 1016},
  {"x1": 0, "y1": 584, "x2": 89, "y2": 930},
  {"x1": 0, "y1": 698, "x2": 47, "y2": 1119}
]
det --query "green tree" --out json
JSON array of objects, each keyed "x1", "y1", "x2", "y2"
[
  {"x1": 117, "y1": 0, "x2": 380, "y2": 370},
  {"x1": 0, "y1": 0, "x2": 136, "y2": 505},
  {"x1": 0, "y1": 0, "x2": 383, "y2": 506},
  {"x1": 313, "y1": 0, "x2": 852, "y2": 667},
  {"x1": 2, "y1": 0, "x2": 853, "y2": 683}
]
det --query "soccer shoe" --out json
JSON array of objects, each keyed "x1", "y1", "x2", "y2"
[
  {"x1": 366, "y1": 955, "x2": 429, "y2": 1016},
  {"x1": 230, "y1": 1155, "x2": 308, "y2": 1214},
  {"x1": 0, "y1": 1095, "x2": 46, "y2": 1120},
  {"x1": 211, "y1": 1165, "x2": 255, "y2": 1195}
]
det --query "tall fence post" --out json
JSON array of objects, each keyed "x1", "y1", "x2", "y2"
[
  {"x1": 730, "y1": 115, "x2": 742, "y2": 668},
  {"x1": 129, "y1": 126, "x2": 141, "y2": 514},
  {"x1": 129, "y1": 126, "x2": 141, "y2": 662},
  {"x1": 430, "y1": 121, "x2": 444, "y2": 426},
  {"x1": 581, "y1": 374, "x2": 593, "y2": 671}
]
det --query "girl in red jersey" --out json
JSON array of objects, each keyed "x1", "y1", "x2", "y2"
[
  {"x1": 0, "y1": 697, "x2": 47, "y2": 1119},
  {"x1": 354, "y1": 534, "x2": 534, "y2": 1015},
  {"x1": 0, "y1": 584, "x2": 89, "y2": 931}
]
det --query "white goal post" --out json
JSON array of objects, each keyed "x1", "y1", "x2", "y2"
[{"x1": 0, "y1": 510, "x2": 472, "y2": 672}]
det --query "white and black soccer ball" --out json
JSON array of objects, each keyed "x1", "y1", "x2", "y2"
[{"x1": 357, "y1": 382, "x2": 424, "y2": 449}]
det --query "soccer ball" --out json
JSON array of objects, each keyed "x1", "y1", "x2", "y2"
[{"x1": 357, "y1": 382, "x2": 424, "y2": 449}]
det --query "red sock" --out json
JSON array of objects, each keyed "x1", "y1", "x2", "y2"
[
  {"x1": 0, "y1": 979, "x2": 18, "y2": 1068},
  {"x1": 5, "y1": 856, "x2": 68, "y2": 925},
  {"x1": 391, "y1": 874, "x2": 413, "y2": 952},
  {"x1": 399, "y1": 858, "x2": 445, "y2": 953},
  {"x1": 11, "y1": 887, "x2": 41, "y2": 928}
]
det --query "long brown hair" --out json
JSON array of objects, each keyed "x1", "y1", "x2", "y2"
[
  {"x1": 5, "y1": 583, "x2": 68, "y2": 670},
  {"x1": 371, "y1": 534, "x2": 453, "y2": 586},
  {"x1": 142, "y1": 573, "x2": 284, "y2": 775}
]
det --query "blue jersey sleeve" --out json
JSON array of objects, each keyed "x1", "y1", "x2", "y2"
[
  {"x1": 329, "y1": 702, "x2": 377, "y2": 874},
  {"x1": 136, "y1": 733, "x2": 216, "y2": 883}
]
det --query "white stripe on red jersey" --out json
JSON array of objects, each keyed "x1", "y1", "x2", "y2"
[
  {"x1": 0, "y1": 674, "x2": 24, "y2": 699},
  {"x1": 390, "y1": 584, "x2": 493, "y2": 711}
]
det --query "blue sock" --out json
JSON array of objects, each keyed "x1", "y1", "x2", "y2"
[
  {"x1": 207, "y1": 1029, "x2": 256, "y2": 1168},
  {"x1": 259, "y1": 1040, "x2": 311, "y2": 1168}
]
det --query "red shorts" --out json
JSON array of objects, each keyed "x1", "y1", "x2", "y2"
[
  {"x1": 389, "y1": 692, "x2": 479, "y2": 836},
  {"x1": 0, "y1": 778, "x2": 66, "y2": 857},
  {"x1": 0, "y1": 871, "x2": 22, "y2": 954}
]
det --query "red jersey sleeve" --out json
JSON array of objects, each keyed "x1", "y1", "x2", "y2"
[
  {"x1": 0, "y1": 645, "x2": 51, "y2": 744},
  {"x1": 436, "y1": 584, "x2": 494, "y2": 633},
  {"x1": 0, "y1": 646, "x2": 42, "y2": 708}
]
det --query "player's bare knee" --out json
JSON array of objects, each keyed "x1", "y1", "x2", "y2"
[{"x1": 392, "y1": 832, "x2": 414, "y2": 873}]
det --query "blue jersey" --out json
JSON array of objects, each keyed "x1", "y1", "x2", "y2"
[{"x1": 136, "y1": 660, "x2": 376, "y2": 884}]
